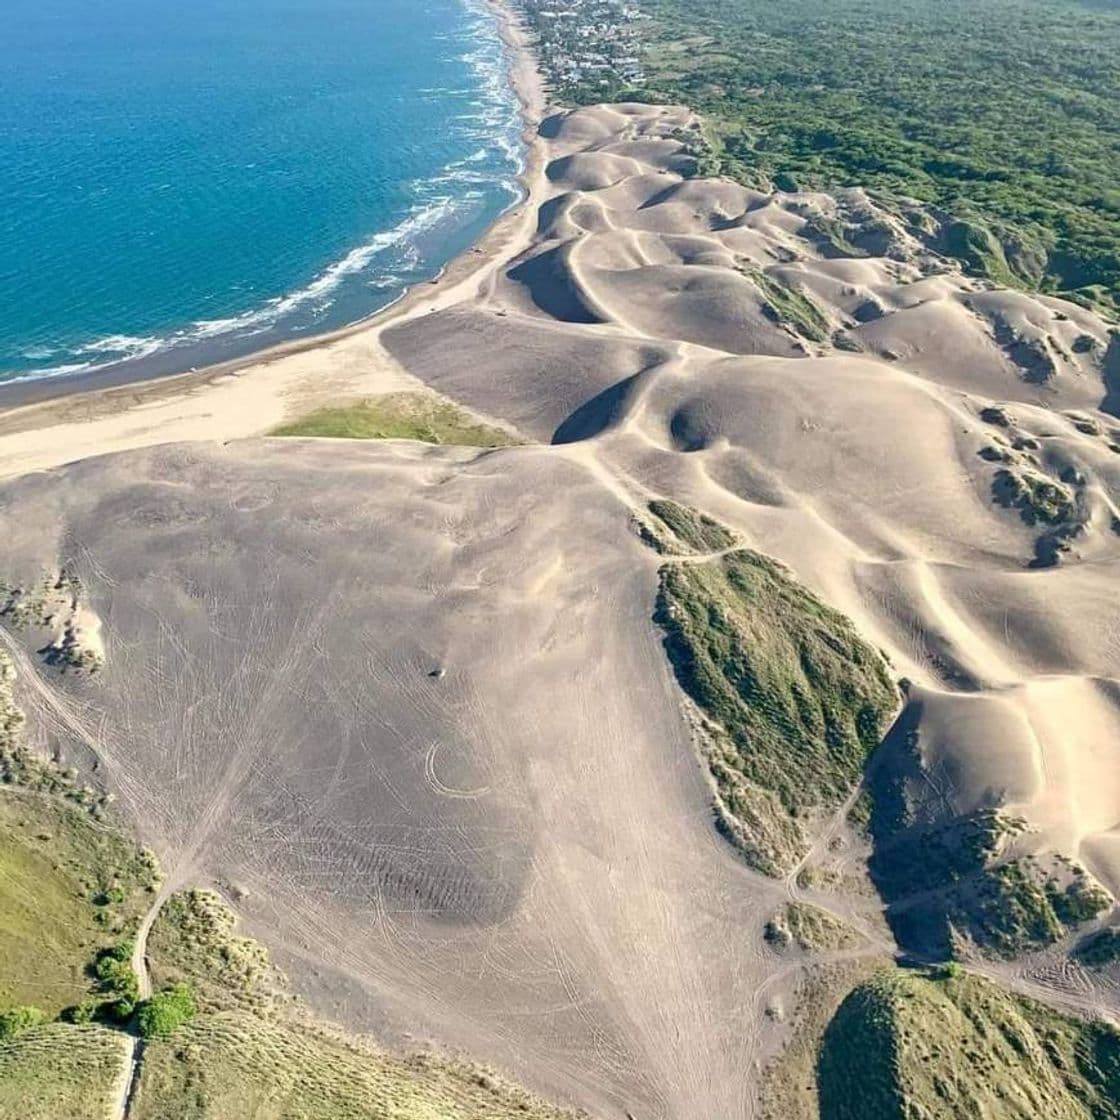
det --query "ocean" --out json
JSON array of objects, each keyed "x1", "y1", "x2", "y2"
[{"x1": 0, "y1": 0, "x2": 523, "y2": 384}]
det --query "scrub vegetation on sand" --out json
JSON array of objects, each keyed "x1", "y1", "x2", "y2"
[
  {"x1": 870, "y1": 746, "x2": 1112, "y2": 959},
  {"x1": 655, "y1": 546, "x2": 897, "y2": 875},
  {"x1": 764, "y1": 902, "x2": 863, "y2": 953},
  {"x1": 747, "y1": 269, "x2": 831, "y2": 343},
  {"x1": 270, "y1": 391, "x2": 521, "y2": 447},
  {"x1": 147, "y1": 889, "x2": 284, "y2": 1016},
  {"x1": 134, "y1": 891, "x2": 581, "y2": 1120},
  {"x1": 817, "y1": 967, "x2": 1120, "y2": 1119},
  {"x1": 644, "y1": 499, "x2": 738, "y2": 555}
]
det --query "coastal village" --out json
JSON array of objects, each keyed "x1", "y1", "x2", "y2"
[{"x1": 515, "y1": 0, "x2": 645, "y2": 97}]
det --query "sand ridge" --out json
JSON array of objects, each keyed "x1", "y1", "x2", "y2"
[{"x1": 1, "y1": 98, "x2": 1120, "y2": 1118}]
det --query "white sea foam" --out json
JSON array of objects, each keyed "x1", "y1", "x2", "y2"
[
  {"x1": 15, "y1": 0, "x2": 525, "y2": 386},
  {"x1": 77, "y1": 334, "x2": 164, "y2": 362}
]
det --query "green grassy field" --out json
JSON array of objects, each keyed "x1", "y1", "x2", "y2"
[
  {"x1": 655, "y1": 548, "x2": 897, "y2": 874},
  {"x1": 270, "y1": 391, "x2": 521, "y2": 447},
  {"x1": 0, "y1": 1022, "x2": 129, "y2": 1120},
  {"x1": 818, "y1": 968, "x2": 1120, "y2": 1119},
  {"x1": 0, "y1": 791, "x2": 157, "y2": 1016}
]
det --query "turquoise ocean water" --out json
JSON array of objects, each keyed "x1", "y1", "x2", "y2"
[{"x1": 0, "y1": 0, "x2": 522, "y2": 384}]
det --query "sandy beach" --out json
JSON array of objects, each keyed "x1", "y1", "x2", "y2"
[{"x1": 0, "y1": 0, "x2": 547, "y2": 479}]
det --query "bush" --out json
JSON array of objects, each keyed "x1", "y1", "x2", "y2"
[
  {"x1": 61, "y1": 999, "x2": 100, "y2": 1024},
  {"x1": 136, "y1": 984, "x2": 196, "y2": 1040},
  {"x1": 0, "y1": 1005, "x2": 46, "y2": 1039},
  {"x1": 92, "y1": 944, "x2": 139, "y2": 1004}
]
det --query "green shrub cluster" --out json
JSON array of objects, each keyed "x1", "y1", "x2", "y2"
[
  {"x1": 136, "y1": 984, "x2": 197, "y2": 1041},
  {"x1": 0, "y1": 1007, "x2": 46, "y2": 1041},
  {"x1": 818, "y1": 968, "x2": 1120, "y2": 1118}
]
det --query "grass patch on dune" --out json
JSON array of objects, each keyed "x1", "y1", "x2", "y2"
[
  {"x1": 818, "y1": 967, "x2": 1120, "y2": 1120},
  {"x1": 0, "y1": 1022, "x2": 130, "y2": 1120},
  {"x1": 138, "y1": 890, "x2": 579, "y2": 1120},
  {"x1": 645, "y1": 499, "x2": 738, "y2": 555},
  {"x1": 270, "y1": 392, "x2": 521, "y2": 447},
  {"x1": 655, "y1": 547, "x2": 897, "y2": 875},
  {"x1": 764, "y1": 902, "x2": 863, "y2": 953},
  {"x1": 1076, "y1": 927, "x2": 1120, "y2": 970},
  {"x1": 132, "y1": 1011, "x2": 578, "y2": 1120},
  {"x1": 870, "y1": 772, "x2": 1111, "y2": 959},
  {"x1": 147, "y1": 889, "x2": 285, "y2": 1017},
  {"x1": 748, "y1": 270, "x2": 831, "y2": 343}
]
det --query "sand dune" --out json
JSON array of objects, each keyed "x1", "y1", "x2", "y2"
[
  {"x1": 383, "y1": 103, "x2": 1120, "y2": 991},
  {"x1": 2, "y1": 99, "x2": 1120, "y2": 1117}
]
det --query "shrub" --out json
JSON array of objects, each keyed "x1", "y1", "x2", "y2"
[
  {"x1": 92, "y1": 944, "x2": 139, "y2": 1003},
  {"x1": 0, "y1": 1005, "x2": 46, "y2": 1039},
  {"x1": 137, "y1": 984, "x2": 196, "y2": 1040},
  {"x1": 61, "y1": 999, "x2": 100, "y2": 1024}
]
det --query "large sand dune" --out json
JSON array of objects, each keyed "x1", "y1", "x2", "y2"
[{"x1": 2, "y1": 101, "x2": 1120, "y2": 1116}]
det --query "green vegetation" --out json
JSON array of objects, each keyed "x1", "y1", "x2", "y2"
[
  {"x1": 134, "y1": 891, "x2": 580, "y2": 1120},
  {"x1": 0, "y1": 790, "x2": 157, "y2": 1017},
  {"x1": 1, "y1": 650, "x2": 111, "y2": 811},
  {"x1": 1075, "y1": 927, "x2": 1120, "y2": 969},
  {"x1": 0, "y1": 1008, "x2": 45, "y2": 1041},
  {"x1": 759, "y1": 959, "x2": 885, "y2": 1120},
  {"x1": 132, "y1": 1011, "x2": 579, "y2": 1120},
  {"x1": 270, "y1": 391, "x2": 521, "y2": 447},
  {"x1": 992, "y1": 466, "x2": 1076, "y2": 526},
  {"x1": 91, "y1": 941, "x2": 140, "y2": 1021},
  {"x1": 748, "y1": 270, "x2": 831, "y2": 343},
  {"x1": 818, "y1": 967, "x2": 1120, "y2": 1119},
  {"x1": 0, "y1": 573, "x2": 102, "y2": 675},
  {"x1": 137, "y1": 984, "x2": 196, "y2": 1040},
  {"x1": 870, "y1": 803, "x2": 1111, "y2": 958},
  {"x1": 147, "y1": 889, "x2": 282, "y2": 1015},
  {"x1": 546, "y1": 0, "x2": 1120, "y2": 316},
  {"x1": 655, "y1": 549, "x2": 897, "y2": 874},
  {"x1": 644, "y1": 499, "x2": 737, "y2": 555},
  {"x1": 764, "y1": 902, "x2": 862, "y2": 953},
  {"x1": 0, "y1": 1022, "x2": 129, "y2": 1120}
]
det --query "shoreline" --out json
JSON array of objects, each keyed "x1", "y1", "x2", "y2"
[{"x1": 0, "y1": 0, "x2": 547, "y2": 457}]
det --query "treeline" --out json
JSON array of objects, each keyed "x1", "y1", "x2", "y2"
[{"x1": 558, "y1": 0, "x2": 1120, "y2": 316}]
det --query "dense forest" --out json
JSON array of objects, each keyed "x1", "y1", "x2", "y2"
[{"x1": 557, "y1": 0, "x2": 1120, "y2": 317}]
